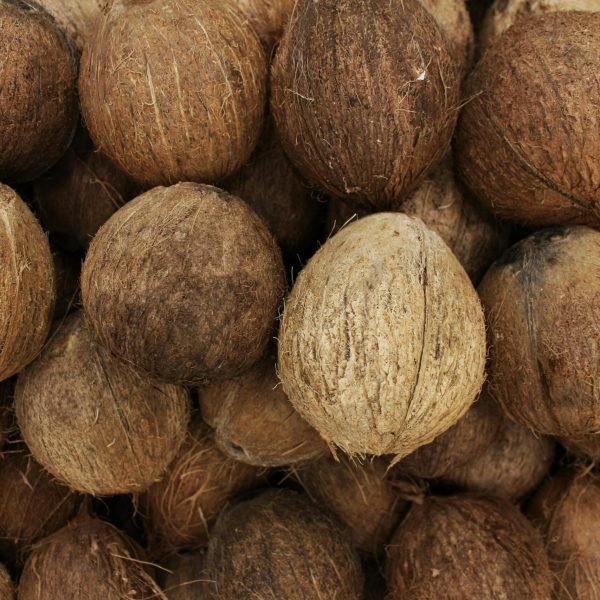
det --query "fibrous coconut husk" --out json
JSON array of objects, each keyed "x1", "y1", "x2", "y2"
[
  {"x1": 0, "y1": 563, "x2": 13, "y2": 600},
  {"x1": 161, "y1": 550, "x2": 212, "y2": 600},
  {"x1": 232, "y1": 0, "x2": 296, "y2": 50}
]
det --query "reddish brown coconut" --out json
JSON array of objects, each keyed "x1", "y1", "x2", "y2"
[{"x1": 232, "y1": 0, "x2": 296, "y2": 50}]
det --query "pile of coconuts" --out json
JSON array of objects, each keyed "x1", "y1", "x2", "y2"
[{"x1": 0, "y1": 0, "x2": 597, "y2": 596}]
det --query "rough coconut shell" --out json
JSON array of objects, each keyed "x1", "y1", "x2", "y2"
[
  {"x1": 457, "y1": 12, "x2": 600, "y2": 227},
  {"x1": 79, "y1": 0, "x2": 267, "y2": 188},
  {"x1": 0, "y1": 0, "x2": 78, "y2": 183},
  {"x1": 279, "y1": 213, "x2": 486, "y2": 457},
  {"x1": 205, "y1": 489, "x2": 364, "y2": 599},
  {"x1": 82, "y1": 182, "x2": 285, "y2": 385},
  {"x1": 18, "y1": 513, "x2": 166, "y2": 600},
  {"x1": 479, "y1": 227, "x2": 600, "y2": 438},
  {"x1": 0, "y1": 184, "x2": 55, "y2": 382},
  {"x1": 200, "y1": 353, "x2": 327, "y2": 468},
  {"x1": 15, "y1": 312, "x2": 190, "y2": 496},
  {"x1": 162, "y1": 551, "x2": 211, "y2": 600},
  {"x1": 0, "y1": 564, "x2": 13, "y2": 600},
  {"x1": 271, "y1": 0, "x2": 460, "y2": 209},
  {"x1": 232, "y1": 0, "x2": 296, "y2": 50},
  {"x1": 51, "y1": 249, "x2": 80, "y2": 319},
  {"x1": 386, "y1": 495, "x2": 553, "y2": 599},
  {"x1": 295, "y1": 456, "x2": 407, "y2": 555},
  {"x1": 142, "y1": 418, "x2": 264, "y2": 557}
]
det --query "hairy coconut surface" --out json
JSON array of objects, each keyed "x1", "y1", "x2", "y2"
[
  {"x1": 0, "y1": 185, "x2": 55, "y2": 382},
  {"x1": 271, "y1": 0, "x2": 460, "y2": 209},
  {"x1": 142, "y1": 419, "x2": 264, "y2": 557},
  {"x1": 560, "y1": 435, "x2": 600, "y2": 462},
  {"x1": 200, "y1": 353, "x2": 327, "y2": 467},
  {"x1": 82, "y1": 183, "x2": 285, "y2": 385},
  {"x1": 479, "y1": 227, "x2": 600, "y2": 438},
  {"x1": 205, "y1": 489, "x2": 364, "y2": 599},
  {"x1": 79, "y1": 0, "x2": 267, "y2": 188},
  {"x1": 457, "y1": 12, "x2": 600, "y2": 227},
  {"x1": 162, "y1": 551, "x2": 211, "y2": 600},
  {"x1": 279, "y1": 213, "x2": 486, "y2": 457},
  {"x1": 15, "y1": 312, "x2": 190, "y2": 496},
  {"x1": 295, "y1": 456, "x2": 407, "y2": 555},
  {"x1": 0, "y1": 563, "x2": 13, "y2": 600},
  {"x1": 386, "y1": 495, "x2": 553, "y2": 599},
  {"x1": 0, "y1": 0, "x2": 78, "y2": 183},
  {"x1": 232, "y1": 0, "x2": 295, "y2": 50},
  {"x1": 51, "y1": 249, "x2": 80, "y2": 319},
  {"x1": 19, "y1": 513, "x2": 166, "y2": 600}
]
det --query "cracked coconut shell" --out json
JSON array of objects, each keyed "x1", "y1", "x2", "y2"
[
  {"x1": 19, "y1": 513, "x2": 166, "y2": 600},
  {"x1": 479, "y1": 227, "x2": 600, "y2": 438},
  {"x1": 205, "y1": 489, "x2": 364, "y2": 600},
  {"x1": 79, "y1": 0, "x2": 267, "y2": 188},
  {"x1": 0, "y1": 564, "x2": 13, "y2": 600},
  {"x1": 200, "y1": 353, "x2": 328, "y2": 468},
  {"x1": 457, "y1": 12, "x2": 600, "y2": 227},
  {"x1": 15, "y1": 312, "x2": 190, "y2": 496},
  {"x1": 271, "y1": 0, "x2": 460, "y2": 209},
  {"x1": 386, "y1": 495, "x2": 552, "y2": 599},
  {"x1": 278, "y1": 213, "x2": 486, "y2": 457},
  {"x1": 82, "y1": 183, "x2": 285, "y2": 385},
  {"x1": 232, "y1": 0, "x2": 296, "y2": 50},
  {"x1": 0, "y1": 0, "x2": 78, "y2": 183},
  {"x1": 0, "y1": 185, "x2": 55, "y2": 382}
]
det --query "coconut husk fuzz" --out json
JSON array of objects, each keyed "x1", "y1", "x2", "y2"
[
  {"x1": 161, "y1": 550, "x2": 212, "y2": 600},
  {"x1": 15, "y1": 312, "x2": 190, "y2": 496},
  {"x1": 560, "y1": 435, "x2": 600, "y2": 462},
  {"x1": 205, "y1": 489, "x2": 364, "y2": 599},
  {"x1": 81, "y1": 182, "x2": 286, "y2": 386},
  {"x1": 0, "y1": 563, "x2": 13, "y2": 600},
  {"x1": 271, "y1": 0, "x2": 460, "y2": 209},
  {"x1": 51, "y1": 249, "x2": 80, "y2": 319},
  {"x1": 232, "y1": 0, "x2": 295, "y2": 50},
  {"x1": 200, "y1": 353, "x2": 327, "y2": 468},
  {"x1": 479, "y1": 227, "x2": 600, "y2": 438},
  {"x1": 386, "y1": 495, "x2": 553, "y2": 599},
  {"x1": 279, "y1": 213, "x2": 486, "y2": 457},
  {"x1": 0, "y1": 184, "x2": 55, "y2": 382}
]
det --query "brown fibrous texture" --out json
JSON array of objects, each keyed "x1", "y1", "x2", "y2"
[
  {"x1": 386, "y1": 495, "x2": 553, "y2": 599},
  {"x1": 0, "y1": 0, "x2": 78, "y2": 183},
  {"x1": 82, "y1": 182, "x2": 285, "y2": 385},
  {"x1": 18, "y1": 513, "x2": 166, "y2": 600},
  {"x1": 279, "y1": 213, "x2": 486, "y2": 457},
  {"x1": 560, "y1": 435, "x2": 600, "y2": 462},
  {"x1": 295, "y1": 456, "x2": 407, "y2": 555},
  {"x1": 51, "y1": 250, "x2": 80, "y2": 319},
  {"x1": 142, "y1": 419, "x2": 265, "y2": 557},
  {"x1": 457, "y1": 12, "x2": 600, "y2": 227},
  {"x1": 271, "y1": 0, "x2": 460, "y2": 209},
  {"x1": 479, "y1": 227, "x2": 600, "y2": 438},
  {"x1": 205, "y1": 489, "x2": 364, "y2": 599},
  {"x1": 79, "y1": 0, "x2": 267, "y2": 188},
  {"x1": 15, "y1": 312, "x2": 190, "y2": 496},
  {"x1": 0, "y1": 184, "x2": 55, "y2": 382},
  {"x1": 161, "y1": 550, "x2": 212, "y2": 600},
  {"x1": 232, "y1": 0, "x2": 296, "y2": 50},
  {"x1": 0, "y1": 563, "x2": 13, "y2": 600}
]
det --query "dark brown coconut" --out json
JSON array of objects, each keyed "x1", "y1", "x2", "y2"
[
  {"x1": 19, "y1": 513, "x2": 166, "y2": 600},
  {"x1": 442, "y1": 418, "x2": 555, "y2": 501},
  {"x1": 79, "y1": 0, "x2": 267, "y2": 188},
  {"x1": 0, "y1": 564, "x2": 13, "y2": 600},
  {"x1": 15, "y1": 312, "x2": 190, "y2": 496},
  {"x1": 457, "y1": 12, "x2": 600, "y2": 227},
  {"x1": 0, "y1": 448, "x2": 81, "y2": 567},
  {"x1": 0, "y1": 0, "x2": 78, "y2": 183},
  {"x1": 560, "y1": 434, "x2": 600, "y2": 461},
  {"x1": 0, "y1": 185, "x2": 55, "y2": 382},
  {"x1": 51, "y1": 249, "x2": 80, "y2": 318},
  {"x1": 232, "y1": 0, "x2": 296, "y2": 50},
  {"x1": 200, "y1": 353, "x2": 328, "y2": 467},
  {"x1": 162, "y1": 551, "x2": 211, "y2": 600},
  {"x1": 205, "y1": 489, "x2": 364, "y2": 599},
  {"x1": 479, "y1": 227, "x2": 600, "y2": 438},
  {"x1": 142, "y1": 419, "x2": 265, "y2": 556},
  {"x1": 271, "y1": 0, "x2": 460, "y2": 209},
  {"x1": 386, "y1": 495, "x2": 552, "y2": 599},
  {"x1": 295, "y1": 456, "x2": 407, "y2": 555},
  {"x1": 81, "y1": 183, "x2": 285, "y2": 385}
]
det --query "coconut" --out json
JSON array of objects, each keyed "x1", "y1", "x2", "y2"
[
  {"x1": 51, "y1": 249, "x2": 80, "y2": 319},
  {"x1": 295, "y1": 456, "x2": 407, "y2": 555},
  {"x1": 0, "y1": 185, "x2": 55, "y2": 382},
  {"x1": 15, "y1": 312, "x2": 190, "y2": 496},
  {"x1": 162, "y1": 550, "x2": 211, "y2": 600},
  {"x1": 18, "y1": 513, "x2": 166, "y2": 600},
  {"x1": 479, "y1": 227, "x2": 600, "y2": 438},
  {"x1": 386, "y1": 495, "x2": 553, "y2": 598},
  {"x1": 0, "y1": 564, "x2": 13, "y2": 600},
  {"x1": 82, "y1": 183, "x2": 285, "y2": 385},
  {"x1": 279, "y1": 213, "x2": 486, "y2": 457},
  {"x1": 205, "y1": 489, "x2": 364, "y2": 599},
  {"x1": 271, "y1": 0, "x2": 460, "y2": 209},
  {"x1": 457, "y1": 12, "x2": 600, "y2": 227},
  {"x1": 232, "y1": 0, "x2": 296, "y2": 50},
  {"x1": 441, "y1": 418, "x2": 555, "y2": 501},
  {"x1": 560, "y1": 435, "x2": 600, "y2": 461},
  {"x1": 0, "y1": 0, "x2": 78, "y2": 183},
  {"x1": 79, "y1": 0, "x2": 267, "y2": 188},
  {"x1": 0, "y1": 448, "x2": 81, "y2": 567},
  {"x1": 142, "y1": 418, "x2": 265, "y2": 557},
  {"x1": 200, "y1": 353, "x2": 328, "y2": 467}
]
